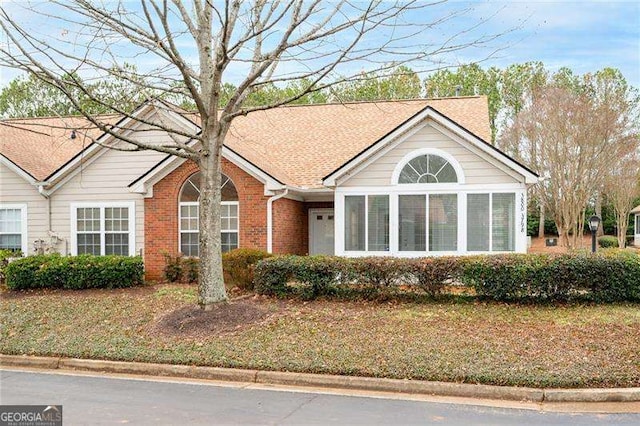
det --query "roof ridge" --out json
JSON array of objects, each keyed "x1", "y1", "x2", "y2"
[
  {"x1": 272, "y1": 95, "x2": 484, "y2": 109},
  {"x1": 0, "y1": 96, "x2": 484, "y2": 121},
  {"x1": 0, "y1": 113, "x2": 120, "y2": 122}
]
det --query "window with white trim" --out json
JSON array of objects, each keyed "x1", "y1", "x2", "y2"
[
  {"x1": 0, "y1": 205, "x2": 26, "y2": 253},
  {"x1": 398, "y1": 154, "x2": 458, "y2": 184},
  {"x1": 344, "y1": 195, "x2": 389, "y2": 252},
  {"x1": 397, "y1": 194, "x2": 457, "y2": 252},
  {"x1": 72, "y1": 203, "x2": 134, "y2": 255},
  {"x1": 466, "y1": 193, "x2": 515, "y2": 252},
  {"x1": 179, "y1": 172, "x2": 239, "y2": 257}
]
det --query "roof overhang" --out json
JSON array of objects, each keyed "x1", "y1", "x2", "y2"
[
  {"x1": 42, "y1": 101, "x2": 199, "y2": 195},
  {"x1": 0, "y1": 153, "x2": 38, "y2": 185},
  {"x1": 322, "y1": 106, "x2": 540, "y2": 187},
  {"x1": 128, "y1": 144, "x2": 285, "y2": 197}
]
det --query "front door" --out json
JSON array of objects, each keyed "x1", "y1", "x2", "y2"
[{"x1": 309, "y1": 209, "x2": 335, "y2": 255}]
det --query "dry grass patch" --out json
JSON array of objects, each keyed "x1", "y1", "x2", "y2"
[{"x1": 1, "y1": 283, "x2": 639, "y2": 388}]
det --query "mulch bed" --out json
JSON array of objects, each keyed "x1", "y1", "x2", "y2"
[{"x1": 154, "y1": 299, "x2": 274, "y2": 338}]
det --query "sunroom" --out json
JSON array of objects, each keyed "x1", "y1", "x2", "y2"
[{"x1": 324, "y1": 108, "x2": 539, "y2": 257}]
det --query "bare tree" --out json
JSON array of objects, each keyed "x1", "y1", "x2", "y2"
[
  {"x1": 502, "y1": 84, "x2": 638, "y2": 249},
  {"x1": 605, "y1": 154, "x2": 640, "y2": 248},
  {"x1": 1, "y1": 0, "x2": 508, "y2": 307}
]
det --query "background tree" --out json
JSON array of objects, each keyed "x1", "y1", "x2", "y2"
[
  {"x1": 0, "y1": 0, "x2": 506, "y2": 308},
  {"x1": 604, "y1": 153, "x2": 640, "y2": 247},
  {"x1": 424, "y1": 64, "x2": 502, "y2": 141},
  {"x1": 330, "y1": 65, "x2": 421, "y2": 102},
  {"x1": 501, "y1": 81, "x2": 638, "y2": 249}
]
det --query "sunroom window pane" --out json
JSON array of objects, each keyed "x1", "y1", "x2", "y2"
[
  {"x1": 429, "y1": 194, "x2": 457, "y2": 251},
  {"x1": 467, "y1": 194, "x2": 490, "y2": 251},
  {"x1": 367, "y1": 195, "x2": 389, "y2": 251},
  {"x1": 399, "y1": 195, "x2": 426, "y2": 251},
  {"x1": 345, "y1": 196, "x2": 365, "y2": 251},
  {"x1": 492, "y1": 193, "x2": 515, "y2": 251}
]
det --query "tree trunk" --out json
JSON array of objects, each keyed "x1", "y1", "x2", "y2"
[
  {"x1": 538, "y1": 203, "x2": 545, "y2": 238},
  {"x1": 617, "y1": 211, "x2": 628, "y2": 248},
  {"x1": 197, "y1": 129, "x2": 228, "y2": 309}
]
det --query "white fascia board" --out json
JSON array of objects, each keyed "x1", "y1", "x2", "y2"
[
  {"x1": 0, "y1": 154, "x2": 37, "y2": 185},
  {"x1": 428, "y1": 114, "x2": 539, "y2": 184},
  {"x1": 45, "y1": 103, "x2": 159, "y2": 193},
  {"x1": 323, "y1": 108, "x2": 539, "y2": 187},
  {"x1": 130, "y1": 146, "x2": 285, "y2": 197},
  {"x1": 322, "y1": 110, "x2": 430, "y2": 187}
]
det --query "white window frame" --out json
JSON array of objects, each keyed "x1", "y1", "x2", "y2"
[
  {"x1": 178, "y1": 200, "x2": 240, "y2": 256},
  {"x1": 70, "y1": 202, "x2": 136, "y2": 256},
  {"x1": 343, "y1": 193, "x2": 390, "y2": 254},
  {"x1": 335, "y1": 184, "x2": 527, "y2": 257},
  {"x1": 391, "y1": 148, "x2": 466, "y2": 186},
  {"x1": 0, "y1": 203, "x2": 28, "y2": 254}
]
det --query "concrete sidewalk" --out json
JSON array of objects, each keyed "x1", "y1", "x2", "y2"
[{"x1": 1, "y1": 354, "x2": 639, "y2": 405}]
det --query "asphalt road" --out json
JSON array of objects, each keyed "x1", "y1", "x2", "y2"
[{"x1": 1, "y1": 370, "x2": 638, "y2": 425}]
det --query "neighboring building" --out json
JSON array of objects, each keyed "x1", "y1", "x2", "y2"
[
  {"x1": 632, "y1": 204, "x2": 640, "y2": 247},
  {"x1": 0, "y1": 97, "x2": 539, "y2": 279}
]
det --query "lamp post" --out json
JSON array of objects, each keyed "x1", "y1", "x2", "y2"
[{"x1": 589, "y1": 215, "x2": 601, "y2": 253}]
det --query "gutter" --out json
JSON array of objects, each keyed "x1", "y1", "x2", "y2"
[{"x1": 266, "y1": 188, "x2": 289, "y2": 253}]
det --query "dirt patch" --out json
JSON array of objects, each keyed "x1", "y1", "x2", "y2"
[{"x1": 155, "y1": 298, "x2": 274, "y2": 338}]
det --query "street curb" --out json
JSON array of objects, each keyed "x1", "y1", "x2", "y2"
[{"x1": 2, "y1": 354, "x2": 639, "y2": 403}]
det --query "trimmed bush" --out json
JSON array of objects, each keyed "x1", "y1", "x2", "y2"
[
  {"x1": 5, "y1": 254, "x2": 144, "y2": 290},
  {"x1": 223, "y1": 248, "x2": 273, "y2": 290},
  {"x1": 460, "y1": 251, "x2": 640, "y2": 303},
  {"x1": 254, "y1": 251, "x2": 640, "y2": 303},
  {"x1": 598, "y1": 235, "x2": 619, "y2": 248},
  {"x1": 0, "y1": 249, "x2": 22, "y2": 284}
]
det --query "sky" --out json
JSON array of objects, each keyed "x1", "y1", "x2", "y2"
[{"x1": 0, "y1": 0, "x2": 638, "y2": 88}]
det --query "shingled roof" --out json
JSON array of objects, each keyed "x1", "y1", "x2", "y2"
[{"x1": 0, "y1": 96, "x2": 491, "y2": 187}]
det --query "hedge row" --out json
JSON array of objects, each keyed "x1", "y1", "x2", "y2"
[
  {"x1": 254, "y1": 251, "x2": 640, "y2": 303},
  {"x1": 4, "y1": 254, "x2": 144, "y2": 290}
]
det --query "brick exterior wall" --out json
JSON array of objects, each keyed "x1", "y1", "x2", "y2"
[
  {"x1": 144, "y1": 158, "x2": 335, "y2": 280},
  {"x1": 144, "y1": 159, "x2": 270, "y2": 280}
]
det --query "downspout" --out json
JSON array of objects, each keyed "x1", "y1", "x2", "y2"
[
  {"x1": 37, "y1": 184, "x2": 51, "y2": 232},
  {"x1": 266, "y1": 188, "x2": 288, "y2": 254}
]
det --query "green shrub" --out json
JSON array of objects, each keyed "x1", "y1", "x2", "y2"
[
  {"x1": 222, "y1": 248, "x2": 273, "y2": 290},
  {"x1": 460, "y1": 251, "x2": 640, "y2": 303},
  {"x1": 409, "y1": 257, "x2": 462, "y2": 296},
  {"x1": 5, "y1": 254, "x2": 144, "y2": 290},
  {"x1": 254, "y1": 252, "x2": 640, "y2": 303},
  {"x1": 0, "y1": 249, "x2": 22, "y2": 284},
  {"x1": 598, "y1": 235, "x2": 619, "y2": 248}
]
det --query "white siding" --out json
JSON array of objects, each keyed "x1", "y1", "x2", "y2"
[
  {"x1": 0, "y1": 163, "x2": 48, "y2": 254},
  {"x1": 49, "y1": 130, "x2": 168, "y2": 255},
  {"x1": 342, "y1": 121, "x2": 520, "y2": 187}
]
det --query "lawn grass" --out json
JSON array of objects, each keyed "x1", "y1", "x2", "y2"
[{"x1": 1, "y1": 283, "x2": 639, "y2": 388}]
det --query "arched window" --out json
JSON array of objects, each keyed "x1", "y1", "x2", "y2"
[
  {"x1": 398, "y1": 154, "x2": 458, "y2": 184},
  {"x1": 179, "y1": 172, "x2": 239, "y2": 256}
]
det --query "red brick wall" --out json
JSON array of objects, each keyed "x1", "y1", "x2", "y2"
[
  {"x1": 144, "y1": 159, "x2": 270, "y2": 280},
  {"x1": 272, "y1": 200, "x2": 335, "y2": 255},
  {"x1": 272, "y1": 198, "x2": 307, "y2": 254}
]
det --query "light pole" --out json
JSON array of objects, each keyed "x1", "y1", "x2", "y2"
[{"x1": 589, "y1": 215, "x2": 601, "y2": 253}]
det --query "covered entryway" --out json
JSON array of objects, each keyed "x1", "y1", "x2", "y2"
[{"x1": 309, "y1": 208, "x2": 335, "y2": 255}]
